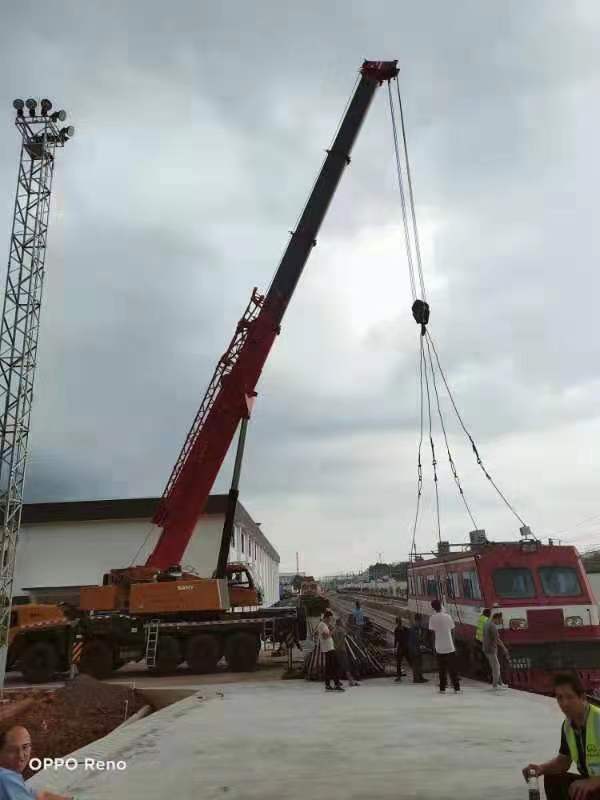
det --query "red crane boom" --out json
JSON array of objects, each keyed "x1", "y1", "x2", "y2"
[{"x1": 147, "y1": 60, "x2": 399, "y2": 569}]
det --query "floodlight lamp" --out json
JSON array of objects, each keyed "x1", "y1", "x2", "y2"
[
  {"x1": 25, "y1": 99, "x2": 37, "y2": 110},
  {"x1": 65, "y1": 125, "x2": 75, "y2": 137},
  {"x1": 40, "y1": 99, "x2": 52, "y2": 116},
  {"x1": 57, "y1": 110, "x2": 67, "y2": 122},
  {"x1": 12, "y1": 99, "x2": 24, "y2": 111}
]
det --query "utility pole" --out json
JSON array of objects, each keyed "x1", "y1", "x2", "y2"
[
  {"x1": 0, "y1": 99, "x2": 74, "y2": 690},
  {"x1": 296, "y1": 551, "x2": 299, "y2": 574}
]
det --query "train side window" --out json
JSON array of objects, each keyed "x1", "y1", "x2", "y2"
[
  {"x1": 539, "y1": 567, "x2": 582, "y2": 596},
  {"x1": 446, "y1": 573, "x2": 460, "y2": 599},
  {"x1": 493, "y1": 568, "x2": 535, "y2": 598},
  {"x1": 452, "y1": 573, "x2": 461, "y2": 597},
  {"x1": 462, "y1": 570, "x2": 482, "y2": 600},
  {"x1": 426, "y1": 576, "x2": 438, "y2": 597}
]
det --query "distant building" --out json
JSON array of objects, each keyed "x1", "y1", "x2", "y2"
[
  {"x1": 279, "y1": 572, "x2": 305, "y2": 596},
  {"x1": 367, "y1": 561, "x2": 409, "y2": 581},
  {"x1": 280, "y1": 572, "x2": 305, "y2": 587},
  {"x1": 368, "y1": 562, "x2": 391, "y2": 581},
  {"x1": 390, "y1": 562, "x2": 409, "y2": 581},
  {"x1": 15, "y1": 495, "x2": 280, "y2": 607}
]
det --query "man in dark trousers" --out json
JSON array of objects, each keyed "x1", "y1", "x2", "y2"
[
  {"x1": 393, "y1": 616, "x2": 409, "y2": 682},
  {"x1": 316, "y1": 610, "x2": 344, "y2": 692},
  {"x1": 523, "y1": 672, "x2": 600, "y2": 800},
  {"x1": 429, "y1": 599, "x2": 461, "y2": 693},
  {"x1": 408, "y1": 613, "x2": 429, "y2": 683}
]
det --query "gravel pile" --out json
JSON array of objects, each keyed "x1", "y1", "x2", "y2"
[{"x1": 0, "y1": 675, "x2": 146, "y2": 773}]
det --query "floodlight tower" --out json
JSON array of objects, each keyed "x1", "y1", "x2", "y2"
[{"x1": 0, "y1": 99, "x2": 74, "y2": 689}]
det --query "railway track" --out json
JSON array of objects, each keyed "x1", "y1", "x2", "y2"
[
  {"x1": 331, "y1": 593, "x2": 407, "y2": 633},
  {"x1": 334, "y1": 594, "x2": 600, "y2": 704},
  {"x1": 330, "y1": 594, "x2": 399, "y2": 642}
]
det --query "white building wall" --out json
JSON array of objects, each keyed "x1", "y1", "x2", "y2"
[{"x1": 14, "y1": 514, "x2": 280, "y2": 607}]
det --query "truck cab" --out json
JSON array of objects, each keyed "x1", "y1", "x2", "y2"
[
  {"x1": 225, "y1": 562, "x2": 263, "y2": 608},
  {"x1": 6, "y1": 602, "x2": 74, "y2": 683}
]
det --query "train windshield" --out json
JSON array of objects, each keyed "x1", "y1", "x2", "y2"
[
  {"x1": 538, "y1": 566, "x2": 582, "y2": 596},
  {"x1": 493, "y1": 568, "x2": 536, "y2": 599}
]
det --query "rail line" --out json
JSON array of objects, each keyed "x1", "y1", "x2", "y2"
[
  {"x1": 332, "y1": 594, "x2": 600, "y2": 705},
  {"x1": 329, "y1": 594, "x2": 401, "y2": 641}
]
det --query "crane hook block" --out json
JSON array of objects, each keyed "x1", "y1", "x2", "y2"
[{"x1": 411, "y1": 299, "x2": 430, "y2": 332}]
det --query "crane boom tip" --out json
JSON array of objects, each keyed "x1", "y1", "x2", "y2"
[{"x1": 361, "y1": 60, "x2": 399, "y2": 83}]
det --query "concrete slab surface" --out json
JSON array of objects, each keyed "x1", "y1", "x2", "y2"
[{"x1": 29, "y1": 677, "x2": 562, "y2": 800}]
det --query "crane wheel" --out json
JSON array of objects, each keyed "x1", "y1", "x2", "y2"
[
  {"x1": 152, "y1": 636, "x2": 181, "y2": 674},
  {"x1": 79, "y1": 639, "x2": 114, "y2": 680},
  {"x1": 21, "y1": 641, "x2": 58, "y2": 684},
  {"x1": 186, "y1": 634, "x2": 221, "y2": 674},
  {"x1": 224, "y1": 632, "x2": 259, "y2": 672}
]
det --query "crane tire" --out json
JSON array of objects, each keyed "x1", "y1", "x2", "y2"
[
  {"x1": 186, "y1": 634, "x2": 221, "y2": 674},
  {"x1": 21, "y1": 641, "x2": 58, "y2": 684},
  {"x1": 224, "y1": 632, "x2": 259, "y2": 672},
  {"x1": 152, "y1": 636, "x2": 181, "y2": 674},
  {"x1": 79, "y1": 639, "x2": 114, "y2": 680}
]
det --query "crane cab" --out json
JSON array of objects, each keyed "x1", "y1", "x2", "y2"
[
  {"x1": 80, "y1": 562, "x2": 262, "y2": 615},
  {"x1": 225, "y1": 562, "x2": 262, "y2": 608}
]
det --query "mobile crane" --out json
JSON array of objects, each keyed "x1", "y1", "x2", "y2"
[{"x1": 76, "y1": 60, "x2": 400, "y2": 678}]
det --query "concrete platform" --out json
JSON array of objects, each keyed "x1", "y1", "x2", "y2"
[{"x1": 29, "y1": 677, "x2": 562, "y2": 799}]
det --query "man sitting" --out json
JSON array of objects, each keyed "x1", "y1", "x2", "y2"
[{"x1": 523, "y1": 672, "x2": 600, "y2": 799}]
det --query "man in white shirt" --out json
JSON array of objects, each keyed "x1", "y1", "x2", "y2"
[
  {"x1": 429, "y1": 599, "x2": 461, "y2": 693},
  {"x1": 316, "y1": 610, "x2": 344, "y2": 692}
]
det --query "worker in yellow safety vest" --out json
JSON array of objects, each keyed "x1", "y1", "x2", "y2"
[
  {"x1": 522, "y1": 672, "x2": 600, "y2": 800},
  {"x1": 475, "y1": 608, "x2": 491, "y2": 643}
]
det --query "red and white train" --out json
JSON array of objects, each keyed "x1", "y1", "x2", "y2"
[{"x1": 407, "y1": 535, "x2": 600, "y2": 694}]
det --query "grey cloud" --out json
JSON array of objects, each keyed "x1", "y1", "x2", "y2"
[{"x1": 1, "y1": 1, "x2": 600, "y2": 574}]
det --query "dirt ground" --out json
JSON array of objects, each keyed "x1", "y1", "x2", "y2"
[{"x1": 0, "y1": 675, "x2": 146, "y2": 774}]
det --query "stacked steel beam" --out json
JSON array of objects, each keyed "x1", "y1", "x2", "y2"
[{"x1": 304, "y1": 633, "x2": 385, "y2": 681}]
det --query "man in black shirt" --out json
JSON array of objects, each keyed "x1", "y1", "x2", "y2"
[
  {"x1": 522, "y1": 672, "x2": 600, "y2": 800},
  {"x1": 393, "y1": 616, "x2": 409, "y2": 682}
]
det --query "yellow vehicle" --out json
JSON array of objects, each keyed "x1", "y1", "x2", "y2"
[{"x1": 7, "y1": 602, "x2": 76, "y2": 683}]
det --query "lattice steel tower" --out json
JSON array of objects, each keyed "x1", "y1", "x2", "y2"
[{"x1": 0, "y1": 99, "x2": 74, "y2": 688}]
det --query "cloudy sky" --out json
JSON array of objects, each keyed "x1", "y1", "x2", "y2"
[{"x1": 1, "y1": 1, "x2": 600, "y2": 576}]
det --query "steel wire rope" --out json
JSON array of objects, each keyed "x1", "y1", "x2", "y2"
[
  {"x1": 425, "y1": 331, "x2": 527, "y2": 527},
  {"x1": 388, "y1": 76, "x2": 426, "y2": 619},
  {"x1": 389, "y1": 77, "x2": 525, "y2": 643},
  {"x1": 390, "y1": 79, "x2": 474, "y2": 631},
  {"x1": 395, "y1": 77, "x2": 426, "y2": 302},
  {"x1": 409, "y1": 336, "x2": 426, "y2": 617},
  {"x1": 422, "y1": 335, "x2": 441, "y2": 545},
  {"x1": 424, "y1": 335, "x2": 478, "y2": 530},
  {"x1": 410, "y1": 336, "x2": 426, "y2": 560},
  {"x1": 387, "y1": 81, "x2": 417, "y2": 302}
]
